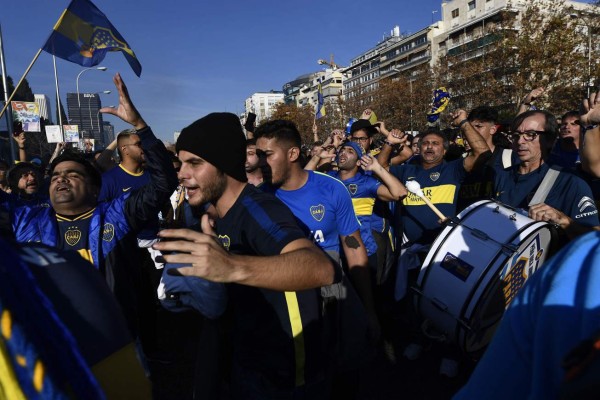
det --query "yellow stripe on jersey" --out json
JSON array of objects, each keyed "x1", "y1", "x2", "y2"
[
  {"x1": 119, "y1": 164, "x2": 144, "y2": 177},
  {"x1": 351, "y1": 198, "x2": 376, "y2": 216},
  {"x1": 402, "y1": 184, "x2": 457, "y2": 206},
  {"x1": 56, "y1": 208, "x2": 96, "y2": 222},
  {"x1": 284, "y1": 292, "x2": 305, "y2": 386}
]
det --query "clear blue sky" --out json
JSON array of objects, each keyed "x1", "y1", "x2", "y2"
[{"x1": 2, "y1": 0, "x2": 451, "y2": 142}]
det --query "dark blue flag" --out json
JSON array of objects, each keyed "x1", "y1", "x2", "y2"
[{"x1": 42, "y1": 0, "x2": 142, "y2": 76}]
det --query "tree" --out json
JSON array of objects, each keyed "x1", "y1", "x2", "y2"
[
  {"x1": 433, "y1": 0, "x2": 598, "y2": 118},
  {"x1": 1, "y1": 76, "x2": 35, "y2": 102},
  {"x1": 268, "y1": 103, "x2": 316, "y2": 145}
]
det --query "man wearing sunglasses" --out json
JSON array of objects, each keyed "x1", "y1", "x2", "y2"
[{"x1": 493, "y1": 110, "x2": 598, "y2": 232}]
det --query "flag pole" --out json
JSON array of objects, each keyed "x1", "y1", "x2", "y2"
[
  {"x1": 0, "y1": 23, "x2": 17, "y2": 162},
  {"x1": 52, "y1": 55, "x2": 65, "y2": 141},
  {"x1": 0, "y1": 48, "x2": 44, "y2": 120}
]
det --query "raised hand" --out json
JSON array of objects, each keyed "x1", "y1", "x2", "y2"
[
  {"x1": 581, "y1": 90, "x2": 600, "y2": 126},
  {"x1": 100, "y1": 73, "x2": 147, "y2": 130}
]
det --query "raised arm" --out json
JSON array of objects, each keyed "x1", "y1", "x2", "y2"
[
  {"x1": 13, "y1": 132, "x2": 27, "y2": 163},
  {"x1": 451, "y1": 109, "x2": 490, "y2": 172},
  {"x1": 517, "y1": 87, "x2": 544, "y2": 116},
  {"x1": 94, "y1": 138, "x2": 118, "y2": 172},
  {"x1": 101, "y1": 73, "x2": 178, "y2": 231},
  {"x1": 376, "y1": 124, "x2": 412, "y2": 169},
  {"x1": 153, "y1": 215, "x2": 336, "y2": 291},
  {"x1": 580, "y1": 90, "x2": 600, "y2": 177},
  {"x1": 360, "y1": 154, "x2": 407, "y2": 201}
]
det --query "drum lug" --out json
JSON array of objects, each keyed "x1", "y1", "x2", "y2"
[
  {"x1": 493, "y1": 206, "x2": 500, "y2": 213},
  {"x1": 432, "y1": 297, "x2": 448, "y2": 312},
  {"x1": 501, "y1": 243, "x2": 518, "y2": 255},
  {"x1": 510, "y1": 213, "x2": 517, "y2": 221},
  {"x1": 470, "y1": 228, "x2": 489, "y2": 241}
]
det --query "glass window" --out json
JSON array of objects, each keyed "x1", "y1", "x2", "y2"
[
  {"x1": 468, "y1": 0, "x2": 476, "y2": 10},
  {"x1": 452, "y1": 8, "x2": 459, "y2": 18}
]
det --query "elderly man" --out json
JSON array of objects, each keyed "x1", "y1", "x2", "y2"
[{"x1": 494, "y1": 110, "x2": 598, "y2": 232}]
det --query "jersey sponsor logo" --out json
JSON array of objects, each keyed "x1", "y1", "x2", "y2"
[
  {"x1": 402, "y1": 184, "x2": 457, "y2": 206},
  {"x1": 218, "y1": 235, "x2": 231, "y2": 251},
  {"x1": 575, "y1": 210, "x2": 598, "y2": 219},
  {"x1": 103, "y1": 223, "x2": 115, "y2": 242},
  {"x1": 578, "y1": 196, "x2": 596, "y2": 213},
  {"x1": 41, "y1": 202, "x2": 50, "y2": 208},
  {"x1": 122, "y1": 187, "x2": 132, "y2": 192},
  {"x1": 310, "y1": 204, "x2": 325, "y2": 222},
  {"x1": 348, "y1": 184, "x2": 358, "y2": 195},
  {"x1": 65, "y1": 227, "x2": 82, "y2": 246},
  {"x1": 429, "y1": 172, "x2": 440, "y2": 182}
]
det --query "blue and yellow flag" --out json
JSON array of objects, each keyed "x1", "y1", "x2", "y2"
[
  {"x1": 315, "y1": 84, "x2": 326, "y2": 119},
  {"x1": 42, "y1": 0, "x2": 142, "y2": 76}
]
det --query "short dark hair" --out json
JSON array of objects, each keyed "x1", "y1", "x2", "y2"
[
  {"x1": 468, "y1": 106, "x2": 498, "y2": 123},
  {"x1": 511, "y1": 110, "x2": 558, "y2": 160},
  {"x1": 419, "y1": 129, "x2": 449, "y2": 151},
  {"x1": 116, "y1": 129, "x2": 137, "y2": 160},
  {"x1": 246, "y1": 138, "x2": 257, "y2": 147},
  {"x1": 254, "y1": 120, "x2": 302, "y2": 150},
  {"x1": 49, "y1": 150, "x2": 102, "y2": 189},
  {"x1": 561, "y1": 110, "x2": 581, "y2": 124}
]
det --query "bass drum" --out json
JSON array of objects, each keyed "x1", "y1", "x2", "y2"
[{"x1": 414, "y1": 200, "x2": 557, "y2": 354}]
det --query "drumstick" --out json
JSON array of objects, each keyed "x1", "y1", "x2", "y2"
[{"x1": 405, "y1": 180, "x2": 447, "y2": 220}]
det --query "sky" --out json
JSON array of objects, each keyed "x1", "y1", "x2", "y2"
[{"x1": 2, "y1": 0, "x2": 449, "y2": 142}]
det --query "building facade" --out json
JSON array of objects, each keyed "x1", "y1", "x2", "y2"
[
  {"x1": 66, "y1": 92, "x2": 105, "y2": 147},
  {"x1": 244, "y1": 91, "x2": 284, "y2": 126},
  {"x1": 34, "y1": 94, "x2": 52, "y2": 123}
]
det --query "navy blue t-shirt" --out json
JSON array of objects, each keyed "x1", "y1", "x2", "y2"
[
  {"x1": 390, "y1": 159, "x2": 466, "y2": 244},
  {"x1": 216, "y1": 184, "x2": 326, "y2": 390},
  {"x1": 493, "y1": 162, "x2": 599, "y2": 226}
]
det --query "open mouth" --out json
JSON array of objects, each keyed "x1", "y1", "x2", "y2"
[
  {"x1": 56, "y1": 184, "x2": 70, "y2": 192},
  {"x1": 184, "y1": 186, "x2": 199, "y2": 197}
]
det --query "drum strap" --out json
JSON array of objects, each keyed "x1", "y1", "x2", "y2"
[
  {"x1": 501, "y1": 148, "x2": 512, "y2": 169},
  {"x1": 528, "y1": 166, "x2": 562, "y2": 206}
]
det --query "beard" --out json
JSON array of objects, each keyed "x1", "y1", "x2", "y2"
[{"x1": 188, "y1": 170, "x2": 227, "y2": 207}]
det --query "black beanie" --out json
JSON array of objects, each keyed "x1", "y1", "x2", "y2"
[{"x1": 176, "y1": 113, "x2": 248, "y2": 182}]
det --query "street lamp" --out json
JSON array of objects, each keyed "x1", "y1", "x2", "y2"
[
  {"x1": 570, "y1": 13, "x2": 593, "y2": 97},
  {"x1": 76, "y1": 66, "x2": 107, "y2": 142}
]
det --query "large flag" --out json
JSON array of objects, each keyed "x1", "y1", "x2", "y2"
[
  {"x1": 42, "y1": 0, "x2": 142, "y2": 76},
  {"x1": 315, "y1": 84, "x2": 326, "y2": 119}
]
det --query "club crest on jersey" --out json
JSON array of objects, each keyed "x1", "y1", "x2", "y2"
[
  {"x1": 429, "y1": 172, "x2": 440, "y2": 182},
  {"x1": 103, "y1": 223, "x2": 115, "y2": 242},
  {"x1": 310, "y1": 204, "x2": 325, "y2": 222},
  {"x1": 65, "y1": 227, "x2": 81, "y2": 246},
  {"x1": 348, "y1": 184, "x2": 358, "y2": 195},
  {"x1": 218, "y1": 235, "x2": 231, "y2": 251}
]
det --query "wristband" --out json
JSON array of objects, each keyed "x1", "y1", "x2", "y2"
[
  {"x1": 458, "y1": 119, "x2": 469, "y2": 128},
  {"x1": 18, "y1": 147, "x2": 25, "y2": 150},
  {"x1": 521, "y1": 102, "x2": 532, "y2": 106}
]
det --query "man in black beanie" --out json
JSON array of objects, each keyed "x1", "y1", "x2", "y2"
[{"x1": 155, "y1": 112, "x2": 337, "y2": 398}]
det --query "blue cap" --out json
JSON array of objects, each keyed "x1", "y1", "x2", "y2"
[{"x1": 341, "y1": 141, "x2": 365, "y2": 158}]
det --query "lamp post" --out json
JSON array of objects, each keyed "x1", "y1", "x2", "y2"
[
  {"x1": 570, "y1": 13, "x2": 593, "y2": 97},
  {"x1": 76, "y1": 66, "x2": 107, "y2": 142}
]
